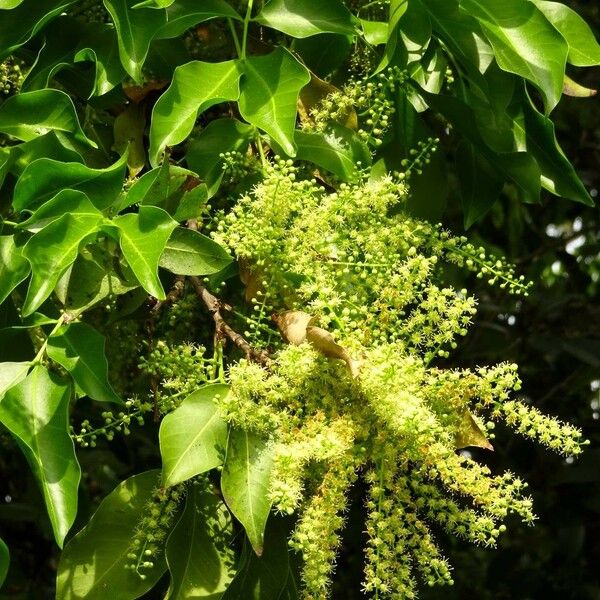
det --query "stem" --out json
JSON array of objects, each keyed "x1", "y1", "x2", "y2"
[
  {"x1": 1, "y1": 220, "x2": 18, "y2": 227},
  {"x1": 255, "y1": 131, "x2": 267, "y2": 167},
  {"x1": 31, "y1": 314, "x2": 67, "y2": 366},
  {"x1": 241, "y1": 0, "x2": 255, "y2": 60},
  {"x1": 227, "y1": 18, "x2": 242, "y2": 58}
]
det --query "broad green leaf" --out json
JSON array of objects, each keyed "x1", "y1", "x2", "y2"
[
  {"x1": 103, "y1": 0, "x2": 167, "y2": 82},
  {"x1": 165, "y1": 483, "x2": 236, "y2": 600},
  {"x1": 21, "y1": 213, "x2": 103, "y2": 317},
  {"x1": 18, "y1": 190, "x2": 99, "y2": 233},
  {"x1": 114, "y1": 206, "x2": 177, "y2": 299},
  {"x1": 0, "y1": 366, "x2": 79, "y2": 547},
  {"x1": 156, "y1": 0, "x2": 241, "y2": 40},
  {"x1": 421, "y1": 89, "x2": 541, "y2": 202},
  {"x1": 238, "y1": 48, "x2": 310, "y2": 157},
  {"x1": 186, "y1": 118, "x2": 256, "y2": 196},
  {"x1": 13, "y1": 153, "x2": 127, "y2": 212},
  {"x1": 56, "y1": 470, "x2": 166, "y2": 600},
  {"x1": 0, "y1": 537, "x2": 8, "y2": 588},
  {"x1": 0, "y1": 0, "x2": 24, "y2": 7},
  {"x1": 159, "y1": 384, "x2": 229, "y2": 487},
  {"x1": 376, "y1": 0, "x2": 411, "y2": 72},
  {"x1": 149, "y1": 60, "x2": 241, "y2": 166},
  {"x1": 0, "y1": 90, "x2": 95, "y2": 147},
  {"x1": 113, "y1": 103, "x2": 146, "y2": 176},
  {"x1": 0, "y1": 236, "x2": 30, "y2": 306},
  {"x1": 255, "y1": 0, "x2": 357, "y2": 38},
  {"x1": 5, "y1": 133, "x2": 82, "y2": 177},
  {"x1": 0, "y1": 0, "x2": 76, "y2": 58},
  {"x1": 460, "y1": 0, "x2": 568, "y2": 113},
  {"x1": 47, "y1": 322, "x2": 122, "y2": 404},
  {"x1": 532, "y1": 1, "x2": 600, "y2": 67},
  {"x1": 133, "y1": 0, "x2": 173, "y2": 6},
  {"x1": 222, "y1": 517, "x2": 291, "y2": 600},
  {"x1": 360, "y1": 20, "x2": 388, "y2": 46},
  {"x1": 221, "y1": 429, "x2": 274, "y2": 556},
  {"x1": 508, "y1": 85, "x2": 592, "y2": 205},
  {"x1": 291, "y1": 125, "x2": 371, "y2": 182},
  {"x1": 293, "y1": 34, "x2": 352, "y2": 78},
  {"x1": 0, "y1": 362, "x2": 30, "y2": 402},
  {"x1": 159, "y1": 228, "x2": 232, "y2": 276},
  {"x1": 563, "y1": 75, "x2": 597, "y2": 98},
  {"x1": 457, "y1": 140, "x2": 504, "y2": 228}
]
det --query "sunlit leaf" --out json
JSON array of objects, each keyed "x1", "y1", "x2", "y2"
[
  {"x1": 0, "y1": 366, "x2": 79, "y2": 547},
  {"x1": 0, "y1": 236, "x2": 30, "y2": 306},
  {"x1": 159, "y1": 384, "x2": 229, "y2": 487},
  {"x1": 0, "y1": 361, "x2": 30, "y2": 402}
]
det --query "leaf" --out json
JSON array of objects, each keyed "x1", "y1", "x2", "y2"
[
  {"x1": 0, "y1": 89, "x2": 95, "y2": 147},
  {"x1": 165, "y1": 483, "x2": 236, "y2": 600},
  {"x1": 12, "y1": 153, "x2": 127, "y2": 212},
  {"x1": 102, "y1": 0, "x2": 167, "y2": 82},
  {"x1": 455, "y1": 410, "x2": 494, "y2": 451},
  {"x1": 238, "y1": 47, "x2": 310, "y2": 157},
  {"x1": 562, "y1": 75, "x2": 597, "y2": 98},
  {"x1": 293, "y1": 34, "x2": 352, "y2": 78},
  {"x1": 0, "y1": 0, "x2": 76, "y2": 58},
  {"x1": 186, "y1": 118, "x2": 256, "y2": 196},
  {"x1": 292, "y1": 125, "x2": 371, "y2": 182},
  {"x1": 47, "y1": 322, "x2": 122, "y2": 404},
  {"x1": 114, "y1": 206, "x2": 177, "y2": 300},
  {"x1": 507, "y1": 85, "x2": 593, "y2": 205},
  {"x1": 0, "y1": 538, "x2": 7, "y2": 589},
  {"x1": 0, "y1": 236, "x2": 30, "y2": 306},
  {"x1": 21, "y1": 213, "x2": 103, "y2": 317},
  {"x1": 360, "y1": 20, "x2": 388, "y2": 46},
  {"x1": 133, "y1": 0, "x2": 173, "y2": 6},
  {"x1": 0, "y1": 0, "x2": 24, "y2": 8},
  {"x1": 159, "y1": 228, "x2": 233, "y2": 276},
  {"x1": 149, "y1": 60, "x2": 242, "y2": 166},
  {"x1": 457, "y1": 140, "x2": 504, "y2": 228},
  {"x1": 255, "y1": 0, "x2": 357, "y2": 38},
  {"x1": 156, "y1": 0, "x2": 241, "y2": 40},
  {"x1": 460, "y1": 0, "x2": 568, "y2": 113},
  {"x1": 159, "y1": 384, "x2": 229, "y2": 487},
  {"x1": 0, "y1": 366, "x2": 79, "y2": 547},
  {"x1": 221, "y1": 428, "x2": 274, "y2": 556},
  {"x1": 0, "y1": 362, "x2": 30, "y2": 402},
  {"x1": 114, "y1": 103, "x2": 147, "y2": 176},
  {"x1": 18, "y1": 190, "x2": 99, "y2": 233},
  {"x1": 222, "y1": 516, "x2": 291, "y2": 600},
  {"x1": 532, "y1": 0, "x2": 600, "y2": 67},
  {"x1": 56, "y1": 470, "x2": 166, "y2": 600}
]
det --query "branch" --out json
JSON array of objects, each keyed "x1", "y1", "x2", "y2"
[{"x1": 189, "y1": 276, "x2": 272, "y2": 367}]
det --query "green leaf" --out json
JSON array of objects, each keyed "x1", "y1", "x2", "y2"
[
  {"x1": 360, "y1": 20, "x2": 389, "y2": 46},
  {"x1": 457, "y1": 140, "x2": 504, "y2": 227},
  {"x1": 186, "y1": 118, "x2": 256, "y2": 196},
  {"x1": 114, "y1": 206, "x2": 177, "y2": 299},
  {"x1": 507, "y1": 85, "x2": 593, "y2": 205},
  {"x1": 0, "y1": 366, "x2": 79, "y2": 547},
  {"x1": 532, "y1": 1, "x2": 600, "y2": 67},
  {"x1": 221, "y1": 429, "x2": 274, "y2": 556},
  {"x1": 159, "y1": 384, "x2": 229, "y2": 487},
  {"x1": 0, "y1": 0, "x2": 76, "y2": 58},
  {"x1": 12, "y1": 153, "x2": 127, "y2": 212},
  {"x1": 156, "y1": 0, "x2": 241, "y2": 40},
  {"x1": 460, "y1": 0, "x2": 568, "y2": 113},
  {"x1": 0, "y1": 236, "x2": 30, "y2": 306},
  {"x1": 21, "y1": 212, "x2": 103, "y2": 317},
  {"x1": 0, "y1": 537, "x2": 8, "y2": 589},
  {"x1": 0, "y1": 362, "x2": 30, "y2": 402},
  {"x1": 149, "y1": 60, "x2": 242, "y2": 166},
  {"x1": 114, "y1": 103, "x2": 147, "y2": 176},
  {"x1": 0, "y1": 0, "x2": 24, "y2": 8},
  {"x1": 0, "y1": 90, "x2": 95, "y2": 147},
  {"x1": 165, "y1": 482, "x2": 236, "y2": 600},
  {"x1": 18, "y1": 190, "x2": 99, "y2": 234},
  {"x1": 291, "y1": 124, "x2": 371, "y2": 182},
  {"x1": 255, "y1": 0, "x2": 357, "y2": 38},
  {"x1": 292, "y1": 34, "x2": 352, "y2": 78},
  {"x1": 159, "y1": 228, "x2": 232, "y2": 277},
  {"x1": 222, "y1": 516, "x2": 291, "y2": 600},
  {"x1": 133, "y1": 0, "x2": 173, "y2": 7},
  {"x1": 238, "y1": 47, "x2": 310, "y2": 157},
  {"x1": 47, "y1": 322, "x2": 122, "y2": 404},
  {"x1": 56, "y1": 470, "x2": 166, "y2": 600},
  {"x1": 102, "y1": 0, "x2": 167, "y2": 82}
]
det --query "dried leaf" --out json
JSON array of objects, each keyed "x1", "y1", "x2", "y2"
[
  {"x1": 123, "y1": 79, "x2": 169, "y2": 103},
  {"x1": 298, "y1": 73, "x2": 357, "y2": 130},
  {"x1": 273, "y1": 310, "x2": 313, "y2": 345},
  {"x1": 454, "y1": 410, "x2": 494, "y2": 451}
]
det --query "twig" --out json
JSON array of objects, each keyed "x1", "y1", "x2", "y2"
[{"x1": 189, "y1": 276, "x2": 272, "y2": 367}]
